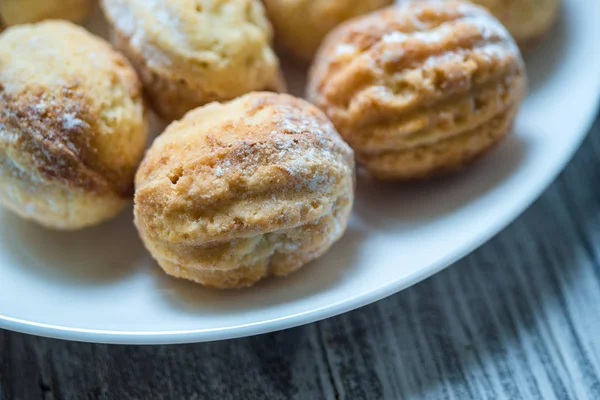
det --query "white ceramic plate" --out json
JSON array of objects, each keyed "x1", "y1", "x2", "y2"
[{"x1": 1, "y1": 1, "x2": 599, "y2": 345}]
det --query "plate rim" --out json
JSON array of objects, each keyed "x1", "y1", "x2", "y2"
[
  {"x1": 2, "y1": 109, "x2": 599, "y2": 345},
  {"x1": 1, "y1": 1, "x2": 600, "y2": 344}
]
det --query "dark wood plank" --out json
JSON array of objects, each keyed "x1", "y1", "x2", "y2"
[{"x1": 1, "y1": 115, "x2": 599, "y2": 400}]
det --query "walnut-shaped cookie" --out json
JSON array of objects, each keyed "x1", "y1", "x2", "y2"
[
  {"x1": 134, "y1": 92, "x2": 355, "y2": 289},
  {"x1": 0, "y1": 21, "x2": 148, "y2": 229},
  {"x1": 307, "y1": 1, "x2": 527, "y2": 180},
  {"x1": 101, "y1": 0, "x2": 285, "y2": 121}
]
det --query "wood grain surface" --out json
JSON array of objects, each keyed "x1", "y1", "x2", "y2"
[{"x1": 1, "y1": 114, "x2": 599, "y2": 399}]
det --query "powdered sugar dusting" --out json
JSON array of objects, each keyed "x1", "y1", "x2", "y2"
[
  {"x1": 379, "y1": 4, "x2": 518, "y2": 68},
  {"x1": 382, "y1": 31, "x2": 409, "y2": 43},
  {"x1": 335, "y1": 43, "x2": 356, "y2": 56},
  {"x1": 62, "y1": 112, "x2": 86, "y2": 131},
  {"x1": 383, "y1": 24, "x2": 453, "y2": 45},
  {"x1": 0, "y1": 117, "x2": 18, "y2": 144},
  {"x1": 105, "y1": 0, "x2": 175, "y2": 69},
  {"x1": 35, "y1": 101, "x2": 47, "y2": 113},
  {"x1": 382, "y1": 14, "x2": 509, "y2": 48}
]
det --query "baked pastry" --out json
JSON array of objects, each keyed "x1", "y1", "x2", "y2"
[
  {"x1": 101, "y1": 0, "x2": 285, "y2": 121},
  {"x1": 0, "y1": 21, "x2": 148, "y2": 229},
  {"x1": 0, "y1": 0, "x2": 93, "y2": 28},
  {"x1": 134, "y1": 92, "x2": 355, "y2": 289},
  {"x1": 263, "y1": 0, "x2": 393, "y2": 61},
  {"x1": 469, "y1": 0, "x2": 560, "y2": 50},
  {"x1": 307, "y1": 1, "x2": 527, "y2": 180}
]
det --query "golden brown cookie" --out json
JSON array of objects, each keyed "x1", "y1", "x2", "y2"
[
  {"x1": 101, "y1": 0, "x2": 285, "y2": 121},
  {"x1": 263, "y1": 0, "x2": 393, "y2": 61},
  {"x1": 0, "y1": 21, "x2": 148, "y2": 229},
  {"x1": 469, "y1": 0, "x2": 560, "y2": 50},
  {"x1": 0, "y1": 0, "x2": 93, "y2": 27},
  {"x1": 134, "y1": 92, "x2": 355, "y2": 289},
  {"x1": 307, "y1": 1, "x2": 527, "y2": 180}
]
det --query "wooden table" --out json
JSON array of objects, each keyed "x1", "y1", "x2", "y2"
[{"x1": 1, "y1": 114, "x2": 599, "y2": 400}]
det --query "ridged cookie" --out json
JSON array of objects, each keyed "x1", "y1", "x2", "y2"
[
  {"x1": 307, "y1": 1, "x2": 527, "y2": 180},
  {"x1": 263, "y1": 0, "x2": 393, "y2": 61},
  {"x1": 0, "y1": 21, "x2": 148, "y2": 229},
  {"x1": 101, "y1": 0, "x2": 285, "y2": 121},
  {"x1": 134, "y1": 92, "x2": 355, "y2": 289}
]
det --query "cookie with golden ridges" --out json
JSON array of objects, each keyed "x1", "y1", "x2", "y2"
[
  {"x1": 307, "y1": 1, "x2": 527, "y2": 180},
  {"x1": 263, "y1": 0, "x2": 393, "y2": 61},
  {"x1": 134, "y1": 92, "x2": 355, "y2": 289},
  {"x1": 469, "y1": 0, "x2": 560, "y2": 50},
  {"x1": 101, "y1": 0, "x2": 285, "y2": 121},
  {"x1": 0, "y1": 21, "x2": 148, "y2": 229},
  {"x1": 0, "y1": 0, "x2": 93, "y2": 27}
]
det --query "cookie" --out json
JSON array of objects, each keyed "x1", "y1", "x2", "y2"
[
  {"x1": 134, "y1": 92, "x2": 355, "y2": 288},
  {"x1": 0, "y1": 21, "x2": 148, "y2": 229},
  {"x1": 263, "y1": 0, "x2": 393, "y2": 61},
  {"x1": 101, "y1": 0, "x2": 285, "y2": 121},
  {"x1": 307, "y1": 1, "x2": 527, "y2": 180}
]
